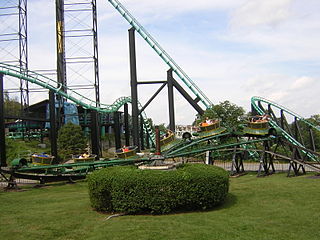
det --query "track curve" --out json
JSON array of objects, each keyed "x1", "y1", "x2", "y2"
[
  {"x1": 251, "y1": 96, "x2": 319, "y2": 161},
  {"x1": 0, "y1": 63, "x2": 155, "y2": 144}
]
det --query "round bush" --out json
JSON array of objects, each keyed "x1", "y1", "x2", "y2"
[{"x1": 87, "y1": 164, "x2": 229, "y2": 214}]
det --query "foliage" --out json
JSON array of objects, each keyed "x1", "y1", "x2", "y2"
[
  {"x1": 156, "y1": 123, "x2": 167, "y2": 133},
  {"x1": 87, "y1": 164, "x2": 229, "y2": 214},
  {"x1": 291, "y1": 115, "x2": 320, "y2": 151},
  {"x1": 3, "y1": 91, "x2": 22, "y2": 122},
  {"x1": 5, "y1": 138, "x2": 51, "y2": 164},
  {"x1": 195, "y1": 100, "x2": 245, "y2": 128},
  {"x1": 57, "y1": 122, "x2": 87, "y2": 160}
]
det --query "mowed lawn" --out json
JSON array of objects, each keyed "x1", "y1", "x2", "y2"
[{"x1": 0, "y1": 172, "x2": 319, "y2": 240}]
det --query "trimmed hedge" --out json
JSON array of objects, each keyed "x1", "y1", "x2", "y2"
[{"x1": 87, "y1": 164, "x2": 229, "y2": 214}]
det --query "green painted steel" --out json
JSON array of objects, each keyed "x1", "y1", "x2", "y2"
[
  {"x1": 138, "y1": 101, "x2": 155, "y2": 146},
  {"x1": 252, "y1": 96, "x2": 319, "y2": 130},
  {"x1": 167, "y1": 136, "x2": 273, "y2": 158},
  {"x1": 16, "y1": 158, "x2": 151, "y2": 172},
  {"x1": 166, "y1": 131, "x2": 231, "y2": 157},
  {"x1": 0, "y1": 63, "x2": 129, "y2": 113},
  {"x1": 243, "y1": 126, "x2": 269, "y2": 136},
  {"x1": 0, "y1": 63, "x2": 155, "y2": 145},
  {"x1": 251, "y1": 96, "x2": 319, "y2": 161},
  {"x1": 107, "y1": 0, "x2": 212, "y2": 109}
]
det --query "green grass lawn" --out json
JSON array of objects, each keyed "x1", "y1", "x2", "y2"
[{"x1": 1, "y1": 172, "x2": 319, "y2": 240}]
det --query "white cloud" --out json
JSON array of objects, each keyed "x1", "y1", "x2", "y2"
[
  {"x1": 222, "y1": 0, "x2": 320, "y2": 66},
  {"x1": 115, "y1": 0, "x2": 244, "y2": 15},
  {"x1": 230, "y1": 0, "x2": 293, "y2": 27},
  {"x1": 4, "y1": 0, "x2": 319, "y2": 125},
  {"x1": 290, "y1": 76, "x2": 314, "y2": 90}
]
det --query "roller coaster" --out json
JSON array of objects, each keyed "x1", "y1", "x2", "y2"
[{"x1": 0, "y1": 0, "x2": 319, "y2": 187}]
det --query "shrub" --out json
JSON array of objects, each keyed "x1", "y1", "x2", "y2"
[
  {"x1": 57, "y1": 122, "x2": 87, "y2": 160},
  {"x1": 87, "y1": 164, "x2": 229, "y2": 214}
]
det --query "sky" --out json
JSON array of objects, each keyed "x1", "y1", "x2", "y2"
[{"x1": 2, "y1": 0, "x2": 320, "y2": 125}]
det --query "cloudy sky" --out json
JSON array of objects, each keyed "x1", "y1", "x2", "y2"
[{"x1": 3, "y1": 0, "x2": 320, "y2": 125}]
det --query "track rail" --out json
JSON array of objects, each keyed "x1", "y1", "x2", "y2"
[
  {"x1": 251, "y1": 96, "x2": 319, "y2": 162},
  {"x1": 107, "y1": 0, "x2": 212, "y2": 109},
  {"x1": 166, "y1": 136, "x2": 273, "y2": 158},
  {"x1": 0, "y1": 63, "x2": 155, "y2": 145}
]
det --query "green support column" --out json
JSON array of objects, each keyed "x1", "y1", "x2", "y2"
[{"x1": 101, "y1": 126, "x2": 106, "y2": 137}]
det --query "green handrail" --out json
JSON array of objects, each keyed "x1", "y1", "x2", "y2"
[{"x1": 107, "y1": 0, "x2": 212, "y2": 109}]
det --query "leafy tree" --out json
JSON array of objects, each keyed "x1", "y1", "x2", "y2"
[
  {"x1": 310, "y1": 114, "x2": 320, "y2": 124},
  {"x1": 195, "y1": 100, "x2": 245, "y2": 128},
  {"x1": 3, "y1": 91, "x2": 22, "y2": 122},
  {"x1": 57, "y1": 122, "x2": 87, "y2": 160},
  {"x1": 157, "y1": 123, "x2": 167, "y2": 132}
]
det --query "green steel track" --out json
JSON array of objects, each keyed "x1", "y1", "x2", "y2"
[
  {"x1": 107, "y1": 0, "x2": 212, "y2": 109},
  {"x1": 0, "y1": 63, "x2": 155, "y2": 145},
  {"x1": 2, "y1": 1, "x2": 320, "y2": 179},
  {"x1": 166, "y1": 137, "x2": 273, "y2": 158},
  {"x1": 165, "y1": 131, "x2": 231, "y2": 157},
  {"x1": 251, "y1": 96, "x2": 320, "y2": 161},
  {"x1": 1, "y1": 157, "x2": 154, "y2": 183}
]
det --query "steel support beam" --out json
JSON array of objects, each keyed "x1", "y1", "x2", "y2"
[
  {"x1": 280, "y1": 110, "x2": 285, "y2": 129},
  {"x1": 129, "y1": 27, "x2": 140, "y2": 150},
  {"x1": 92, "y1": 0, "x2": 100, "y2": 106},
  {"x1": 113, "y1": 111, "x2": 121, "y2": 150},
  {"x1": 294, "y1": 117, "x2": 305, "y2": 146},
  {"x1": 258, "y1": 140, "x2": 275, "y2": 176},
  {"x1": 309, "y1": 127, "x2": 316, "y2": 152},
  {"x1": 251, "y1": 103, "x2": 258, "y2": 116},
  {"x1": 146, "y1": 131, "x2": 150, "y2": 149},
  {"x1": 167, "y1": 69, "x2": 175, "y2": 131},
  {"x1": 268, "y1": 104, "x2": 280, "y2": 126},
  {"x1": 19, "y1": 0, "x2": 29, "y2": 109},
  {"x1": 137, "y1": 81, "x2": 166, "y2": 85},
  {"x1": 56, "y1": 0, "x2": 67, "y2": 93},
  {"x1": 231, "y1": 146, "x2": 244, "y2": 175},
  {"x1": 138, "y1": 82, "x2": 167, "y2": 115},
  {"x1": 155, "y1": 126, "x2": 161, "y2": 155},
  {"x1": 49, "y1": 90, "x2": 58, "y2": 161},
  {"x1": 0, "y1": 74, "x2": 6, "y2": 167},
  {"x1": 287, "y1": 148, "x2": 306, "y2": 177},
  {"x1": 90, "y1": 110, "x2": 100, "y2": 158},
  {"x1": 280, "y1": 110, "x2": 294, "y2": 136},
  {"x1": 124, "y1": 103, "x2": 130, "y2": 146},
  {"x1": 172, "y1": 78, "x2": 204, "y2": 115}
]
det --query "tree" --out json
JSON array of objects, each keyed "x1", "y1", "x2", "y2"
[
  {"x1": 195, "y1": 100, "x2": 245, "y2": 128},
  {"x1": 57, "y1": 122, "x2": 87, "y2": 160},
  {"x1": 157, "y1": 123, "x2": 167, "y2": 132},
  {"x1": 3, "y1": 91, "x2": 22, "y2": 122}
]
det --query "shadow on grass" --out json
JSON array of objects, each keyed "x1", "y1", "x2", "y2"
[
  {"x1": 214, "y1": 193, "x2": 238, "y2": 211},
  {"x1": 172, "y1": 193, "x2": 238, "y2": 215}
]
